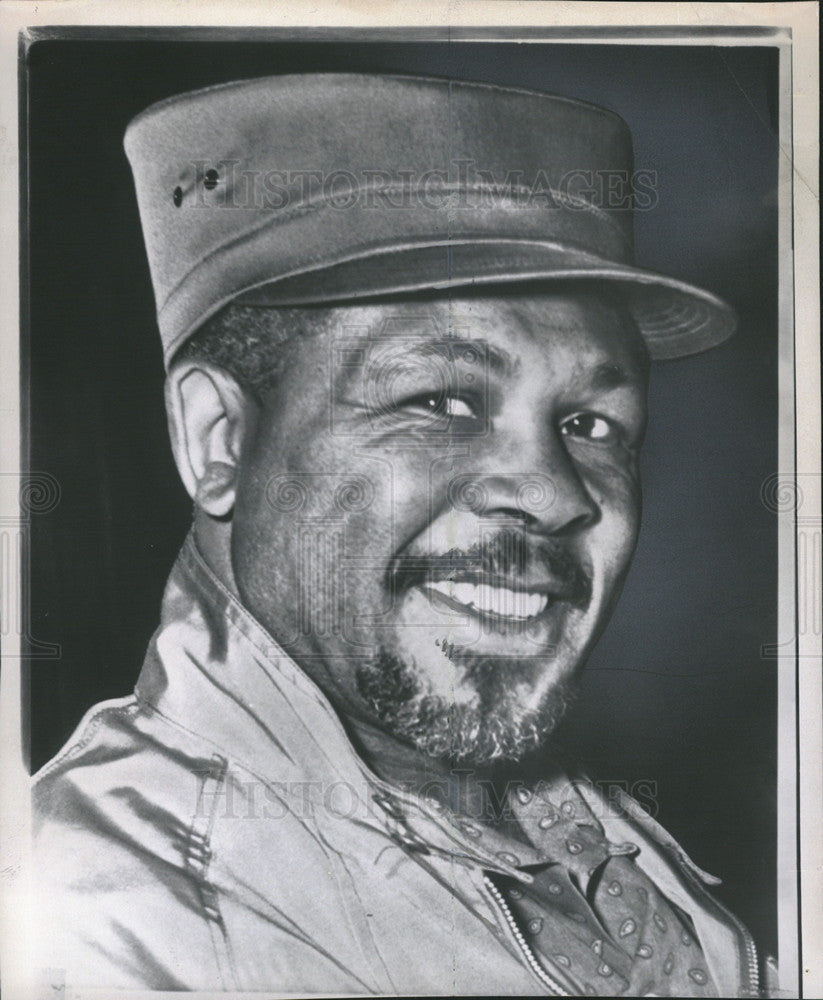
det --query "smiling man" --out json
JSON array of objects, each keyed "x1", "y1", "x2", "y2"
[
  {"x1": 202, "y1": 288, "x2": 646, "y2": 773},
  {"x1": 32, "y1": 75, "x2": 769, "y2": 997}
]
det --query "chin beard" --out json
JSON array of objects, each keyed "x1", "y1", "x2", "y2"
[{"x1": 355, "y1": 648, "x2": 578, "y2": 766}]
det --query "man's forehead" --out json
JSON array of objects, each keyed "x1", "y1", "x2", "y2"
[{"x1": 323, "y1": 288, "x2": 649, "y2": 376}]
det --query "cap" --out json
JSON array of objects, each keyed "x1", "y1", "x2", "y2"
[{"x1": 124, "y1": 73, "x2": 736, "y2": 367}]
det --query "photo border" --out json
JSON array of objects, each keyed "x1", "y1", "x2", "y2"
[{"x1": 1, "y1": 5, "x2": 818, "y2": 999}]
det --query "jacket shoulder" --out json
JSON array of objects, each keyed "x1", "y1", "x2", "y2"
[{"x1": 32, "y1": 695, "x2": 230, "y2": 990}]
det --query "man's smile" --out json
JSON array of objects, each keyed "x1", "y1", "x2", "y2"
[
  {"x1": 422, "y1": 578, "x2": 552, "y2": 623},
  {"x1": 391, "y1": 533, "x2": 593, "y2": 631}
]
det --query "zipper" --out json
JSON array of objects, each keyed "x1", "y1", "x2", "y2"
[
  {"x1": 714, "y1": 900, "x2": 760, "y2": 995},
  {"x1": 725, "y1": 908, "x2": 760, "y2": 997},
  {"x1": 680, "y1": 864, "x2": 760, "y2": 996},
  {"x1": 483, "y1": 874, "x2": 569, "y2": 996}
]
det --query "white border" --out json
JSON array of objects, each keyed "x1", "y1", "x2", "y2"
[{"x1": 0, "y1": 4, "x2": 818, "y2": 999}]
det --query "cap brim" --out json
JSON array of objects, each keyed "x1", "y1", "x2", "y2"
[{"x1": 231, "y1": 240, "x2": 736, "y2": 361}]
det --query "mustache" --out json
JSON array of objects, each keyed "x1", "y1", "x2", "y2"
[{"x1": 390, "y1": 529, "x2": 592, "y2": 609}]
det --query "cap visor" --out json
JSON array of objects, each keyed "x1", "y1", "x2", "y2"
[{"x1": 231, "y1": 240, "x2": 736, "y2": 361}]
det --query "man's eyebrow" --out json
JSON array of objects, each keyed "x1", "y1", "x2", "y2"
[
  {"x1": 586, "y1": 360, "x2": 644, "y2": 391},
  {"x1": 416, "y1": 338, "x2": 518, "y2": 376}
]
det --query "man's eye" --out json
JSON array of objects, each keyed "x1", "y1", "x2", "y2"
[
  {"x1": 560, "y1": 412, "x2": 617, "y2": 442},
  {"x1": 400, "y1": 394, "x2": 475, "y2": 420}
]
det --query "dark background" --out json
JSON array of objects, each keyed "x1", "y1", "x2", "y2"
[{"x1": 24, "y1": 35, "x2": 780, "y2": 954}]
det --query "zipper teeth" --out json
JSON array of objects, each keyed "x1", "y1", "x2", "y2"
[
  {"x1": 483, "y1": 875, "x2": 568, "y2": 996},
  {"x1": 720, "y1": 902, "x2": 760, "y2": 994},
  {"x1": 681, "y1": 865, "x2": 760, "y2": 995}
]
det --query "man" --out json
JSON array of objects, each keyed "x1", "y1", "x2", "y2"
[{"x1": 32, "y1": 74, "x2": 770, "y2": 996}]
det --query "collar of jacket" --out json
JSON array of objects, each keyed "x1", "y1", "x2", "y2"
[{"x1": 134, "y1": 531, "x2": 551, "y2": 882}]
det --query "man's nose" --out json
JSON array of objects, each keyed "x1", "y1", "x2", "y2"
[{"x1": 450, "y1": 432, "x2": 598, "y2": 535}]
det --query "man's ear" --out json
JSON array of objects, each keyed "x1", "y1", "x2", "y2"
[{"x1": 164, "y1": 360, "x2": 258, "y2": 518}]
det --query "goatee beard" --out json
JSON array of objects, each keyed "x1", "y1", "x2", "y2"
[{"x1": 355, "y1": 648, "x2": 578, "y2": 766}]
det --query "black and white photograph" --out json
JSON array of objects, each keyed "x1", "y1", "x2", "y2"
[{"x1": 0, "y1": 3, "x2": 819, "y2": 998}]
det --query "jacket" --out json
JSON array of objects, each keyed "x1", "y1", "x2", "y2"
[{"x1": 32, "y1": 534, "x2": 764, "y2": 996}]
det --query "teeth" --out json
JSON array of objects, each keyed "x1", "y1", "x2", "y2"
[
  {"x1": 452, "y1": 582, "x2": 477, "y2": 607},
  {"x1": 426, "y1": 581, "x2": 549, "y2": 620}
]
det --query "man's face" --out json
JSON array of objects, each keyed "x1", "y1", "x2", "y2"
[{"x1": 231, "y1": 288, "x2": 648, "y2": 764}]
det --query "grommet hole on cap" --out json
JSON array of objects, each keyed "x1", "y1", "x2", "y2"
[{"x1": 172, "y1": 186, "x2": 183, "y2": 207}]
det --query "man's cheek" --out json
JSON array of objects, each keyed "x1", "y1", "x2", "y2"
[
  {"x1": 586, "y1": 466, "x2": 641, "y2": 540},
  {"x1": 581, "y1": 477, "x2": 639, "y2": 567}
]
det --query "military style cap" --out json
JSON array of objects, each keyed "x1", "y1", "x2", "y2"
[{"x1": 124, "y1": 73, "x2": 736, "y2": 367}]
